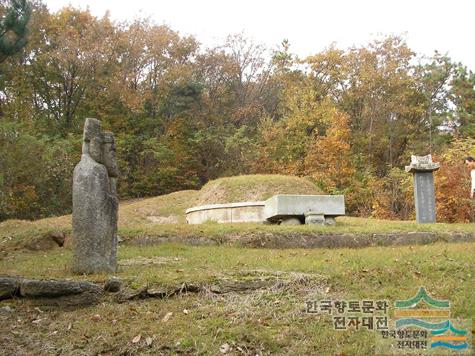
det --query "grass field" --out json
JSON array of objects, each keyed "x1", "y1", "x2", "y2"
[{"x1": 0, "y1": 242, "x2": 474, "y2": 354}]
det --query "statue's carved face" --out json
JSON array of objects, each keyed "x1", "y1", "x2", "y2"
[
  {"x1": 102, "y1": 132, "x2": 119, "y2": 177},
  {"x1": 82, "y1": 119, "x2": 118, "y2": 177}
]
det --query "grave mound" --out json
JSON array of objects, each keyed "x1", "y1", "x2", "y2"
[{"x1": 195, "y1": 174, "x2": 322, "y2": 205}]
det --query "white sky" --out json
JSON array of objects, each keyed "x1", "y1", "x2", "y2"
[{"x1": 44, "y1": 0, "x2": 475, "y2": 70}]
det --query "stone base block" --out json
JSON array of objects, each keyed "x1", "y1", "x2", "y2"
[
  {"x1": 304, "y1": 212, "x2": 325, "y2": 225},
  {"x1": 264, "y1": 195, "x2": 345, "y2": 223}
]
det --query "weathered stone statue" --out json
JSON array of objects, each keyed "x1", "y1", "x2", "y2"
[{"x1": 72, "y1": 118, "x2": 119, "y2": 274}]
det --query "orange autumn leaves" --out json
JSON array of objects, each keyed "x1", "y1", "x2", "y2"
[{"x1": 254, "y1": 84, "x2": 354, "y2": 194}]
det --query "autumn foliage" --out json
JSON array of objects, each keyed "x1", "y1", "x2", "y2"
[
  {"x1": 435, "y1": 139, "x2": 475, "y2": 222},
  {"x1": 0, "y1": 3, "x2": 474, "y2": 222}
]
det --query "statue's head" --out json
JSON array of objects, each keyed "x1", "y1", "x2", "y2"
[
  {"x1": 82, "y1": 118, "x2": 103, "y2": 163},
  {"x1": 81, "y1": 118, "x2": 119, "y2": 179}
]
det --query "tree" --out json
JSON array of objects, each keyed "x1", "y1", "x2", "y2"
[
  {"x1": 0, "y1": 3, "x2": 472, "y2": 224},
  {"x1": 451, "y1": 65, "x2": 475, "y2": 138},
  {"x1": 23, "y1": 7, "x2": 117, "y2": 134},
  {"x1": 306, "y1": 36, "x2": 435, "y2": 176},
  {"x1": 0, "y1": 0, "x2": 30, "y2": 63},
  {"x1": 435, "y1": 138, "x2": 475, "y2": 222},
  {"x1": 254, "y1": 77, "x2": 352, "y2": 182},
  {"x1": 219, "y1": 33, "x2": 273, "y2": 126},
  {"x1": 0, "y1": 121, "x2": 78, "y2": 220},
  {"x1": 304, "y1": 108, "x2": 354, "y2": 193},
  {"x1": 413, "y1": 52, "x2": 456, "y2": 151}
]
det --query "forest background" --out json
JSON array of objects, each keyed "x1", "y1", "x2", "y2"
[{"x1": 0, "y1": 0, "x2": 474, "y2": 222}]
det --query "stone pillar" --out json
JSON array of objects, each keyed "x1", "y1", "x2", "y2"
[
  {"x1": 72, "y1": 118, "x2": 119, "y2": 274},
  {"x1": 405, "y1": 155, "x2": 440, "y2": 224}
]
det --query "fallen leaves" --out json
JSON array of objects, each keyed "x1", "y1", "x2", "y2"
[
  {"x1": 220, "y1": 342, "x2": 231, "y2": 354},
  {"x1": 91, "y1": 314, "x2": 101, "y2": 321},
  {"x1": 161, "y1": 312, "x2": 173, "y2": 322},
  {"x1": 132, "y1": 334, "x2": 141, "y2": 343}
]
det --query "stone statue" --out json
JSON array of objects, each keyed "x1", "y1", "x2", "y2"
[{"x1": 72, "y1": 118, "x2": 119, "y2": 274}]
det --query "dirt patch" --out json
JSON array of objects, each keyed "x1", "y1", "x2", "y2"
[
  {"x1": 119, "y1": 256, "x2": 184, "y2": 266},
  {"x1": 146, "y1": 215, "x2": 179, "y2": 224},
  {"x1": 23, "y1": 232, "x2": 66, "y2": 251}
]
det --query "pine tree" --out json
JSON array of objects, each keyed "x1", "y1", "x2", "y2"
[{"x1": 0, "y1": 0, "x2": 30, "y2": 63}]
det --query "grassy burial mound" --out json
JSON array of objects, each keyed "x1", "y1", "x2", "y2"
[
  {"x1": 194, "y1": 174, "x2": 322, "y2": 205},
  {"x1": 120, "y1": 174, "x2": 322, "y2": 224}
]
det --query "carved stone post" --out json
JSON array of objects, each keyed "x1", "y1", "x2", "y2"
[
  {"x1": 405, "y1": 155, "x2": 440, "y2": 223},
  {"x1": 72, "y1": 118, "x2": 119, "y2": 274}
]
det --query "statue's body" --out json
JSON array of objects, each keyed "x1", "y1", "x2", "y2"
[{"x1": 72, "y1": 118, "x2": 118, "y2": 274}]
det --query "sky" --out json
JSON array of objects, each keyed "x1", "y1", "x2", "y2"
[{"x1": 44, "y1": 0, "x2": 475, "y2": 70}]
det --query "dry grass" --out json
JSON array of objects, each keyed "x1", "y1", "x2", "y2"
[{"x1": 118, "y1": 190, "x2": 199, "y2": 225}]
